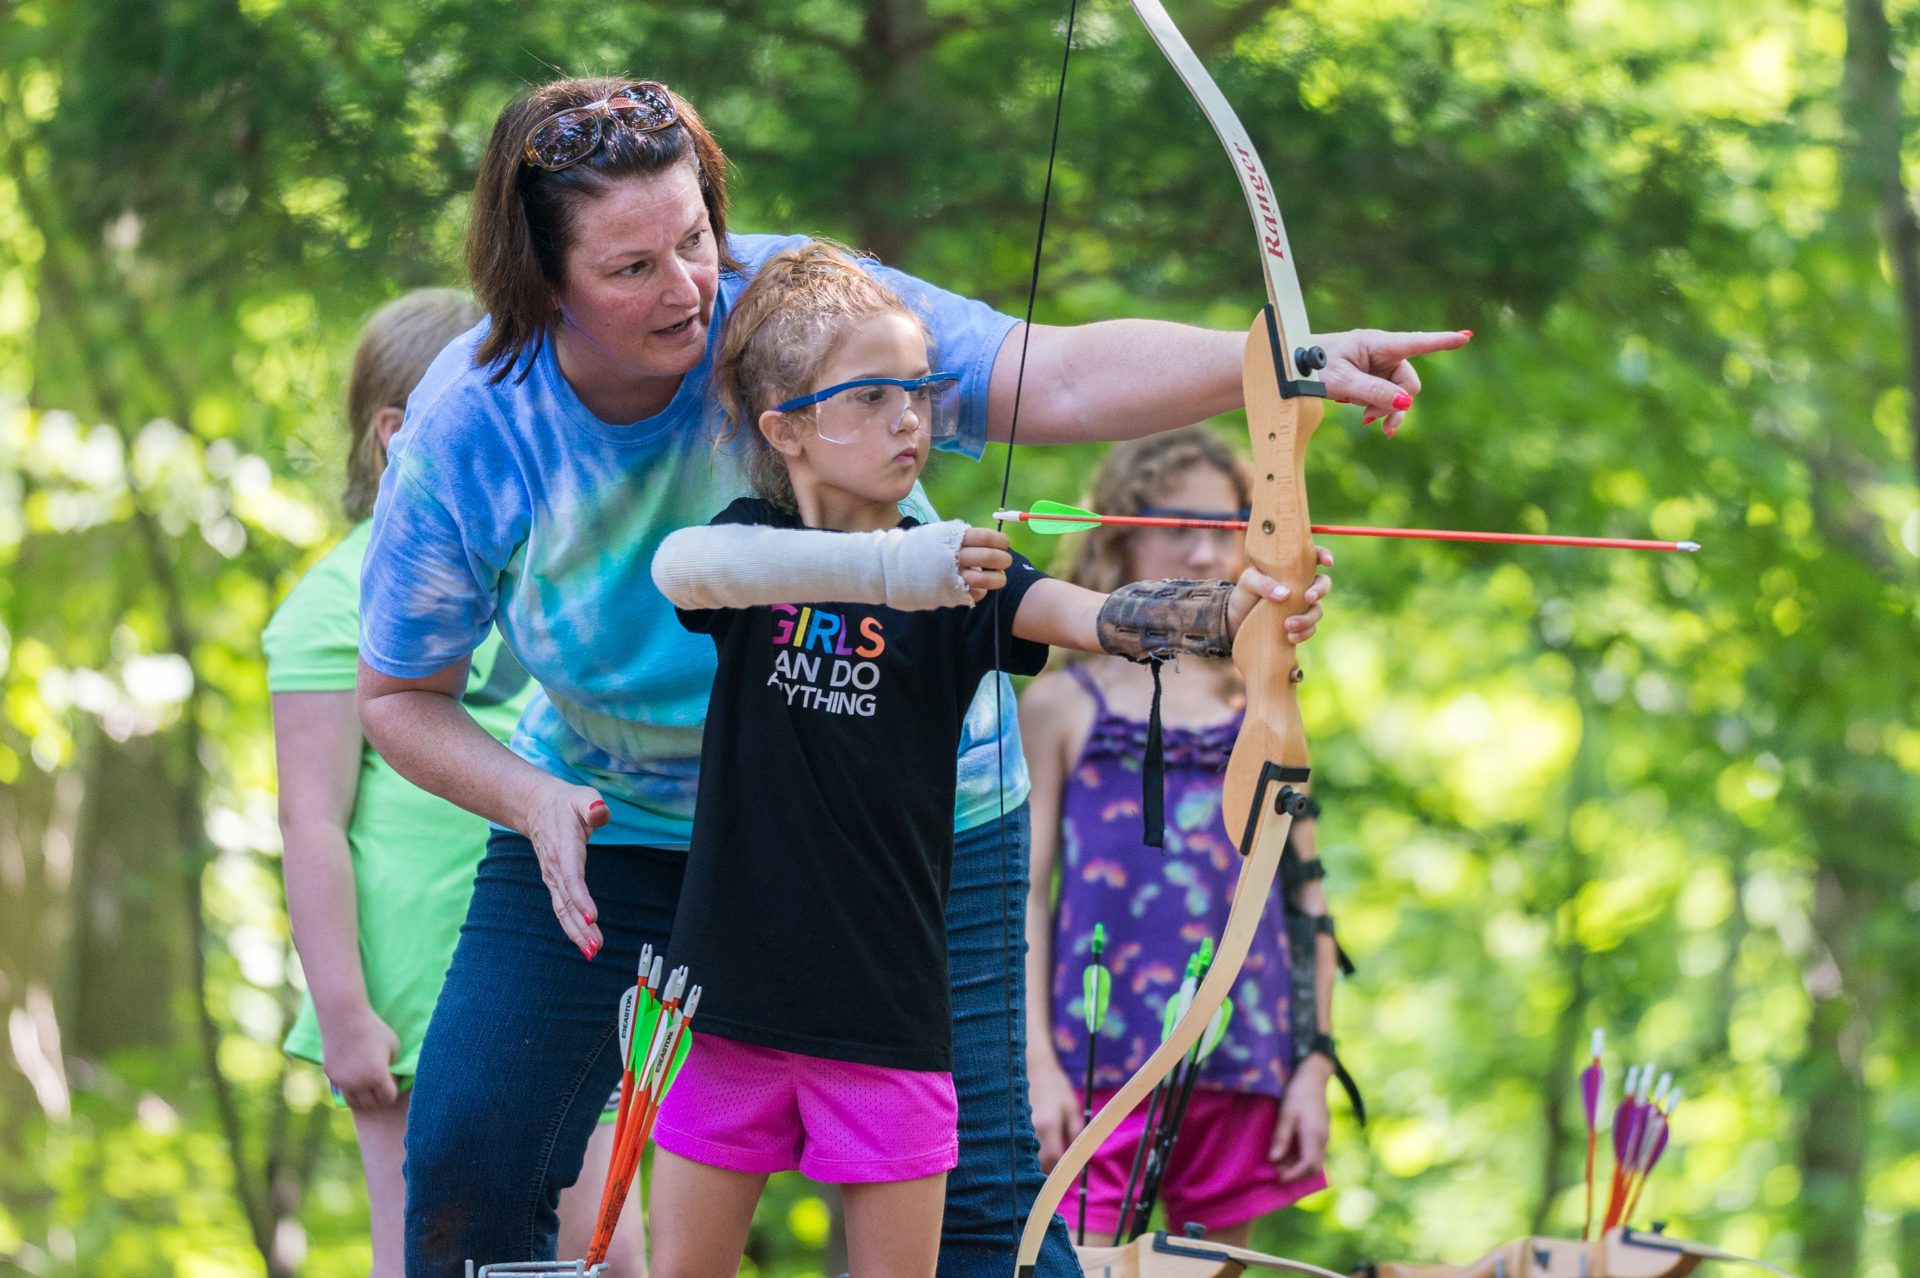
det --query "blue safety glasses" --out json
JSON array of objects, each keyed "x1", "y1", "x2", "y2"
[{"x1": 774, "y1": 372, "x2": 960, "y2": 445}]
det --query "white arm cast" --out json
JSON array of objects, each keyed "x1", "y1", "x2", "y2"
[{"x1": 652, "y1": 520, "x2": 975, "y2": 612}]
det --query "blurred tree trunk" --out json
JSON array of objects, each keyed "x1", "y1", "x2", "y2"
[
  {"x1": 67, "y1": 728, "x2": 189, "y2": 1057},
  {"x1": 0, "y1": 753, "x2": 79, "y2": 1232},
  {"x1": 12, "y1": 109, "x2": 321, "y2": 1277},
  {"x1": 1787, "y1": 4, "x2": 1916, "y2": 1273},
  {"x1": 1794, "y1": 860, "x2": 1868, "y2": 1276},
  {"x1": 1844, "y1": 0, "x2": 1920, "y2": 489},
  {"x1": 851, "y1": 0, "x2": 937, "y2": 265},
  {"x1": 1530, "y1": 942, "x2": 1585, "y2": 1237}
]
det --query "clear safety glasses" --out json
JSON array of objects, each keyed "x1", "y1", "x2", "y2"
[{"x1": 774, "y1": 373, "x2": 960, "y2": 446}]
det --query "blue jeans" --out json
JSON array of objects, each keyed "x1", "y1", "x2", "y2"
[
  {"x1": 403, "y1": 817, "x2": 1076, "y2": 1278},
  {"x1": 942, "y1": 802, "x2": 1077, "y2": 1278}
]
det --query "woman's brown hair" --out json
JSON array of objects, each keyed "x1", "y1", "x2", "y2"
[
  {"x1": 713, "y1": 239, "x2": 927, "y2": 511},
  {"x1": 467, "y1": 77, "x2": 740, "y2": 381},
  {"x1": 342, "y1": 288, "x2": 482, "y2": 520},
  {"x1": 1060, "y1": 426, "x2": 1253, "y2": 593}
]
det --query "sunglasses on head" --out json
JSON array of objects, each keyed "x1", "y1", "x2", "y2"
[{"x1": 522, "y1": 82, "x2": 679, "y2": 173}]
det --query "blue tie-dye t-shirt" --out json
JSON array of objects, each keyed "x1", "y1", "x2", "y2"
[{"x1": 359, "y1": 233, "x2": 1029, "y2": 848}]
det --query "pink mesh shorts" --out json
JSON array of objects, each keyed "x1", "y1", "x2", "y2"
[
  {"x1": 652, "y1": 1034, "x2": 958, "y2": 1183},
  {"x1": 1074, "y1": 1087, "x2": 1327, "y2": 1236}
]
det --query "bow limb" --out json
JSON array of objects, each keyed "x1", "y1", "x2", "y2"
[
  {"x1": 1131, "y1": 0, "x2": 1325, "y2": 393},
  {"x1": 1013, "y1": 790, "x2": 1297, "y2": 1278}
]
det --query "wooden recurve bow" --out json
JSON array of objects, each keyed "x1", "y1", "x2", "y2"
[{"x1": 1013, "y1": 3, "x2": 1338, "y2": 1277}]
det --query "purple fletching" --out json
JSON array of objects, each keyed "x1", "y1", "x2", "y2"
[
  {"x1": 1626, "y1": 1101, "x2": 1650, "y2": 1168},
  {"x1": 1646, "y1": 1091, "x2": 1679, "y2": 1171},
  {"x1": 1581, "y1": 1063, "x2": 1602, "y2": 1128},
  {"x1": 1611, "y1": 1066, "x2": 1639, "y2": 1161}
]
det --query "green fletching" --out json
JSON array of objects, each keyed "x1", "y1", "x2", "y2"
[
  {"x1": 664, "y1": 1028, "x2": 693, "y2": 1092},
  {"x1": 1199, "y1": 998, "x2": 1234, "y2": 1060},
  {"x1": 1026, "y1": 499, "x2": 1102, "y2": 534},
  {"x1": 1083, "y1": 923, "x2": 1112, "y2": 1031},
  {"x1": 629, "y1": 1004, "x2": 663, "y2": 1071},
  {"x1": 1082, "y1": 965, "x2": 1112, "y2": 1033},
  {"x1": 1198, "y1": 937, "x2": 1215, "y2": 969}
]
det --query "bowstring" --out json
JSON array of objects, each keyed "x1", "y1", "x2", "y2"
[{"x1": 992, "y1": 0, "x2": 1081, "y2": 1241}]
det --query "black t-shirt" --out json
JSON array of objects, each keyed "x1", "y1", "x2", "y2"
[{"x1": 668, "y1": 498, "x2": 1051, "y2": 1071}]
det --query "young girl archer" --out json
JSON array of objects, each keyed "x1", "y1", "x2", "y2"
[
  {"x1": 1022, "y1": 428, "x2": 1342, "y2": 1248},
  {"x1": 644, "y1": 242, "x2": 1328, "y2": 1278}
]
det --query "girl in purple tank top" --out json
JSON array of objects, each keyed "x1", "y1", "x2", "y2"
[{"x1": 1022, "y1": 428, "x2": 1334, "y2": 1246}]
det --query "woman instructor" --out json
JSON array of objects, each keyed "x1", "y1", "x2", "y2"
[{"x1": 357, "y1": 78, "x2": 1461, "y2": 1275}]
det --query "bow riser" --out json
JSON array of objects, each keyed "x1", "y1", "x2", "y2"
[{"x1": 1223, "y1": 311, "x2": 1321, "y2": 838}]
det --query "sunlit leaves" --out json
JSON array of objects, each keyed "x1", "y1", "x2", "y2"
[{"x1": 0, "y1": 0, "x2": 1912, "y2": 1273}]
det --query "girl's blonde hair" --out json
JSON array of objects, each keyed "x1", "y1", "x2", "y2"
[
  {"x1": 714, "y1": 240, "x2": 928, "y2": 510},
  {"x1": 343, "y1": 289, "x2": 481, "y2": 520},
  {"x1": 1061, "y1": 425, "x2": 1253, "y2": 593}
]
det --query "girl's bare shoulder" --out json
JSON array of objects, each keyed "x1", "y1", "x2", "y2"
[{"x1": 1018, "y1": 664, "x2": 1100, "y2": 745}]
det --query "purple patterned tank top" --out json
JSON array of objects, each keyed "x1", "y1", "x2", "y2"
[{"x1": 1047, "y1": 664, "x2": 1296, "y2": 1097}]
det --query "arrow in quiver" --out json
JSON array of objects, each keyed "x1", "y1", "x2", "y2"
[{"x1": 1354, "y1": 1228, "x2": 1798, "y2": 1278}]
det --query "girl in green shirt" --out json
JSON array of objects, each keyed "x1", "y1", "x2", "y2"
[{"x1": 264, "y1": 290, "x2": 643, "y2": 1277}]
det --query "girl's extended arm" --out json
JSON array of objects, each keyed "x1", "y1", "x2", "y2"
[
  {"x1": 1007, "y1": 530, "x2": 1335, "y2": 653},
  {"x1": 356, "y1": 660, "x2": 610, "y2": 960},
  {"x1": 1010, "y1": 569, "x2": 1314, "y2": 655},
  {"x1": 273, "y1": 690, "x2": 395, "y2": 1109},
  {"x1": 1020, "y1": 672, "x2": 1097, "y2": 1168}
]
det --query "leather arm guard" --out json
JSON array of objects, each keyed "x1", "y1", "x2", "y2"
[
  {"x1": 1095, "y1": 579, "x2": 1235, "y2": 662},
  {"x1": 1096, "y1": 579, "x2": 1236, "y2": 847},
  {"x1": 1281, "y1": 806, "x2": 1366, "y2": 1125}
]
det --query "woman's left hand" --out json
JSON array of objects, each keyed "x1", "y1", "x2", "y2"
[
  {"x1": 1226, "y1": 545, "x2": 1335, "y2": 644},
  {"x1": 1316, "y1": 328, "x2": 1474, "y2": 439},
  {"x1": 1270, "y1": 1052, "x2": 1333, "y2": 1180}
]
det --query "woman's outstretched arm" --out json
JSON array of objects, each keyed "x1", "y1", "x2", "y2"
[{"x1": 985, "y1": 322, "x2": 1471, "y2": 445}]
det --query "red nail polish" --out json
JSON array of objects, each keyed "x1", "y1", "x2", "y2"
[
  {"x1": 589, "y1": 800, "x2": 608, "y2": 812},
  {"x1": 1458, "y1": 329, "x2": 1473, "y2": 337},
  {"x1": 1334, "y1": 396, "x2": 1350, "y2": 404},
  {"x1": 584, "y1": 912, "x2": 595, "y2": 926},
  {"x1": 1392, "y1": 392, "x2": 1412, "y2": 411}
]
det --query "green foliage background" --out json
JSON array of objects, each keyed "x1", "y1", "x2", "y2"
[{"x1": 1, "y1": 1, "x2": 1916, "y2": 1276}]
